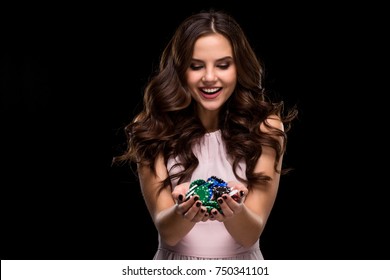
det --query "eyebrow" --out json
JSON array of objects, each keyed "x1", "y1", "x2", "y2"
[{"x1": 191, "y1": 56, "x2": 233, "y2": 63}]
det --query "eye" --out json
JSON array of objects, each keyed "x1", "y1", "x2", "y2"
[
  {"x1": 189, "y1": 64, "x2": 203, "y2": 70},
  {"x1": 217, "y1": 63, "x2": 230, "y2": 69}
]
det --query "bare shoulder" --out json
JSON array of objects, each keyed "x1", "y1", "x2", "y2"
[{"x1": 259, "y1": 114, "x2": 284, "y2": 133}]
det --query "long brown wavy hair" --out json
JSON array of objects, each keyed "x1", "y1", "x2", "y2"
[{"x1": 113, "y1": 10, "x2": 298, "y2": 190}]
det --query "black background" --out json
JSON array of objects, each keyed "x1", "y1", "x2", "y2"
[{"x1": 2, "y1": 2, "x2": 388, "y2": 260}]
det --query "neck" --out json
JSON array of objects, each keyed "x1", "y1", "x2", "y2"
[
  {"x1": 200, "y1": 116, "x2": 219, "y2": 133},
  {"x1": 197, "y1": 108, "x2": 219, "y2": 132}
]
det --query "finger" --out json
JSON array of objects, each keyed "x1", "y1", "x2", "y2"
[
  {"x1": 173, "y1": 190, "x2": 189, "y2": 203},
  {"x1": 208, "y1": 209, "x2": 217, "y2": 221},
  {"x1": 172, "y1": 182, "x2": 190, "y2": 201},
  {"x1": 227, "y1": 181, "x2": 247, "y2": 195},
  {"x1": 176, "y1": 193, "x2": 185, "y2": 204},
  {"x1": 210, "y1": 209, "x2": 224, "y2": 222},
  {"x1": 193, "y1": 206, "x2": 208, "y2": 222},
  {"x1": 201, "y1": 211, "x2": 210, "y2": 222},
  {"x1": 176, "y1": 195, "x2": 199, "y2": 215},
  {"x1": 190, "y1": 201, "x2": 206, "y2": 222},
  {"x1": 182, "y1": 196, "x2": 202, "y2": 221},
  {"x1": 223, "y1": 193, "x2": 245, "y2": 215},
  {"x1": 228, "y1": 189, "x2": 244, "y2": 203},
  {"x1": 217, "y1": 197, "x2": 233, "y2": 217}
]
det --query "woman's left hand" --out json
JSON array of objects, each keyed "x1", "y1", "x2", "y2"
[{"x1": 209, "y1": 181, "x2": 247, "y2": 221}]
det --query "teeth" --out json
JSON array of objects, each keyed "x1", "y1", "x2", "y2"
[{"x1": 203, "y1": 88, "x2": 219, "y2": 93}]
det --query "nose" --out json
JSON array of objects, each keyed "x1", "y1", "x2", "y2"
[{"x1": 202, "y1": 69, "x2": 217, "y2": 82}]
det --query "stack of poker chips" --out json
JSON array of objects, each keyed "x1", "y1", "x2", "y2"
[{"x1": 185, "y1": 176, "x2": 239, "y2": 213}]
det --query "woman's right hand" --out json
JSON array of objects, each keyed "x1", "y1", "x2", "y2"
[{"x1": 172, "y1": 182, "x2": 209, "y2": 222}]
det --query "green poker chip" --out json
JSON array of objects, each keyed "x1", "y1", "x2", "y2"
[
  {"x1": 189, "y1": 179, "x2": 206, "y2": 189},
  {"x1": 204, "y1": 200, "x2": 220, "y2": 213},
  {"x1": 192, "y1": 185, "x2": 212, "y2": 204}
]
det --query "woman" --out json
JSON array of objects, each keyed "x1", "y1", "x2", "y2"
[{"x1": 114, "y1": 10, "x2": 297, "y2": 259}]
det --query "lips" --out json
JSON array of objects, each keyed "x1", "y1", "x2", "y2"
[{"x1": 199, "y1": 87, "x2": 222, "y2": 99}]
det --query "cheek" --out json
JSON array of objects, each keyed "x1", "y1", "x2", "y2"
[
  {"x1": 219, "y1": 69, "x2": 237, "y2": 84},
  {"x1": 186, "y1": 72, "x2": 201, "y2": 86}
]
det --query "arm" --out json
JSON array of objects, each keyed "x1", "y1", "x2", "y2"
[
  {"x1": 138, "y1": 153, "x2": 207, "y2": 246},
  {"x1": 216, "y1": 116, "x2": 285, "y2": 247}
]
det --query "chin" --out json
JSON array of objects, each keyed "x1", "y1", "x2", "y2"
[{"x1": 201, "y1": 105, "x2": 223, "y2": 112}]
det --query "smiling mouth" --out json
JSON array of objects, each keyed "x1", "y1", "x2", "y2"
[
  {"x1": 200, "y1": 87, "x2": 222, "y2": 95},
  {"x1": 198, "y1": 87, "x2": 222, "y2": 99}
]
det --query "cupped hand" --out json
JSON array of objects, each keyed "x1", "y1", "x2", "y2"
[
  {"x1": 209, "y1": 181, "x2": 248, "y2": 222},
  {"x1": 172, "y1": 182, "x2": 210, "y2": 222}
]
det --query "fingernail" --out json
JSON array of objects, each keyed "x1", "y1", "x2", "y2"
[
  {"x1": 218, "y1": 198, "x2": 223, "y2": 204},
  {"x1": 212, "y1": 210, "x2": 218, "y2": 215},
  {"x1": 178, "y1": 194, "x2": 183, "y2": 201},
  {"x1": 222, "y1": 195, "x2": 228, "y2": 200},
  {"x1": 196, "y1": 201, "x2": 201, "y2": 207},
  {"x1": 201, "y1": 208, "x2": 206, "y2": 213},
  {"x1": 240, "y1": 191, "x2": 245, "y2": 197},
  {"x1": 194, "y1": 196, "x2": 199, "y2": 201}
]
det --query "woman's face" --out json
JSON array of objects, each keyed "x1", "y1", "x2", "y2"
[{"x1": 186, "y1": 33, "x2": 237, "y2": 116}]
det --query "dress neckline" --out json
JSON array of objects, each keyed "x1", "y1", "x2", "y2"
[{"x1": 205, "y1": 129, "x2": 221, "y2": 135}]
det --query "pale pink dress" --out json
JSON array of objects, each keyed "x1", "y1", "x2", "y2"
[{"x1": 153, "y1": 130, "x2": 264, "y2": 260}]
